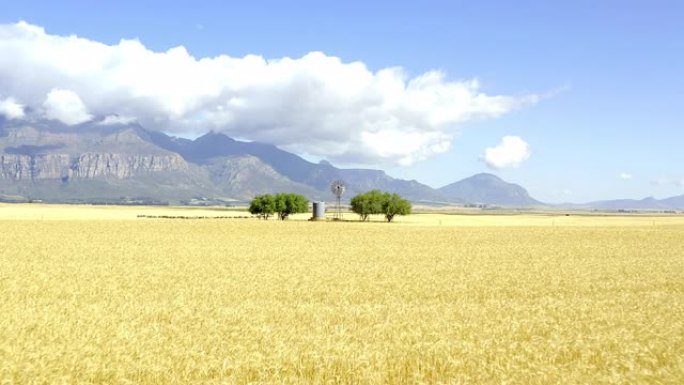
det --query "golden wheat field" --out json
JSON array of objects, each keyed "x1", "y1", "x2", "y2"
[{"x1": 1, "y1": 204, "x2": 683, "y2": 384}]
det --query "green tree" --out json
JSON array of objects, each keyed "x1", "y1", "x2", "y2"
[
  {"x1": 273, "y1": 193, "x2": 309, "y2": 220},
  {"x1": 350, "y1": 189, "x2": 384, "y2": 221},
  {"x1": 381, "y1": 192, "x2": 412, "y2": 222},
  {"x1": 350, "y1": 190, "x2": 412, "y2": 222},
  {"x1": 249, "y1": 194, "x2": 275, "y2": 219}
]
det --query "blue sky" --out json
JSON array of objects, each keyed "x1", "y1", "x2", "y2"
[{"x1": 1, "y1": 0, "x2": 682, "y2": 202}]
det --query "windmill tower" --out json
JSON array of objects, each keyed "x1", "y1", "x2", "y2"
[{"x1": 330, "y1": 180, "x2": 346, "y2": 220}]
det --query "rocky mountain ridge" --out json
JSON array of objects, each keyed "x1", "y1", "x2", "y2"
[
  {"x1": 0, "y1": 152, "x2": 188, "y2": 181},
  {"x1": 0, "y1": 119, "x2": 543, "y2": 206}
]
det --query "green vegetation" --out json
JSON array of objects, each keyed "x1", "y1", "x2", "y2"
[
  {"x1": 350, "y1": 189, "x2": 385, "y2": 221},
  {"x1": 250, "y1": 193, "x2": 309, "y2": 220},
  {"x1": 274, "y1": 192, "x2": 309, "y2": 220},
  {"x1": 382, "y1": 192, "x2": 412, "y2": 222},
  {"x1": 350, "y1": 190, "x2": 412, "y2": 222},
  {"x1": 248, "y1": 194, "x2": 276, "y2": 219}
]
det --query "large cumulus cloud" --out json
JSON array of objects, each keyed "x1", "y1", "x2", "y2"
[
  {"x1": 0, "y1": 21, "x2": 539, "y2": 165},
  {"x1": 480, "y1": 136, "x2": 531, "y2": 169}
]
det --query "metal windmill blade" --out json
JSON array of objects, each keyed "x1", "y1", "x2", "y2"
[
  {"x1": 330, "y1": 180, "x2": 346, "y2": 198},
  {"x1": 330, "y1": 180, "x2": 346, "y2": 219}
]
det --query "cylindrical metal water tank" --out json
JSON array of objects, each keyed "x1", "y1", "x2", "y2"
[{"x1": 313, "y1": 201, "x2": 326, "y2": 219}]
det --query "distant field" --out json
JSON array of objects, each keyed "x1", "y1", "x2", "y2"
[
  {"x1": 1, "y1": 204, "x2": 683, "y2": 384},
  {"x1": 2, "y1": 202, "x2": 683, "y2": 226}
]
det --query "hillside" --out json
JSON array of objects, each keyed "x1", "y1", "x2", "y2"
[
  {"x1": 0, "y1": 119, "x2": 541, "y2": 205},
  {"x1": 438, "y1": 173, "x2": 541, "y2": 206}
]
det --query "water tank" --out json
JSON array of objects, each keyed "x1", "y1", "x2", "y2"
[{"x1": 313, "y1": 201, "x2": 326, "y2": 219}]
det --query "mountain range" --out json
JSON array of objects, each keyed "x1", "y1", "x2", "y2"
[
  {"x1": 0, "y1": 118, "x2": 682, "y2": 210},
  {"x1": 575, "y1": 196, "x2": 684, "y2": 211}
]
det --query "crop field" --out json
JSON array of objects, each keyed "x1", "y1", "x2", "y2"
[{"x1": 1, "y1": 205, "x2": 683, "y2": 384}]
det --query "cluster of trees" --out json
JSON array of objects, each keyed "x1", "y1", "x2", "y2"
[
  {"x1": 350, "y1": 190, "x2": 412, "y2": 222},
  {"x1": 249, "y1": 189, "x2": 411, "y2": 222},
  {"x1": 248, "y1": 193, "x2": 309, "y2": 220}
]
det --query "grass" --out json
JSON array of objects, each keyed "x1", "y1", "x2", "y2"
[{"x1": 1, "y1": 204, "x2": 683, "y2": 384}]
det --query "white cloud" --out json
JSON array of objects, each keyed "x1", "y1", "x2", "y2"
[
  {"x1": 42, "y1": 88, "x2": 92, "y2": 125},
  {"x1": 98, "y1": 114, "x2": 138, "y2": 126},
  {"x1": 0, "y1": 97, "x2": 25, "y2": 119},
  {"x1": 619, "y1": 172, "x2": 633, "y2": 180},
  {"x1": 652, "y1": 177, "x2": 684, "y2": 187},
  {"x1": 481, "y1": 136, "x2": 530, "y2": 169},
  {"x1": 0, "y1": 21, "x2": 541, "y2": 165}
]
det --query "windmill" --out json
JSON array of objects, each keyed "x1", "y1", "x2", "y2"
[{"x1": 330, "y1": 180, "x2": 346, "y2": 220}]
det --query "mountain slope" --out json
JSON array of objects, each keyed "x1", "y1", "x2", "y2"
[
  {"x1": 0, "y1": 119, "x2": 545, "y2": 205},
  {"x1": 152, "y1": 131, "x2": 444, "y2": 201},
  {"x1": 438, "y1": 173, "x2": 540, "y2": 206},
  {"x1": 204, "y1": 155, "x2": 322, "y2": 199},
  {"x1": 586, "y1": 195, "x2": 684, "y2": 210},
  {"x1": 0, "y1": 122, "x2": 216, "y2": 202},
  {"x1": 661, "y1": 195, "x2": 684, "y2": 208}
]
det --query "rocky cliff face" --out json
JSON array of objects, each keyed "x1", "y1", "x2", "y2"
[
  {"x1": 0, "y1": 122, "x2": 546, "y2": 206},
  {"x1": 0, "y1": 153, "x2": 188, "y2": 181}
]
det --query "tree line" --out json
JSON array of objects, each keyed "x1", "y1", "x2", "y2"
[
  {"x1": 249, "y1": 193, "x2": 309, "y2": 220},
  {"x1": 249, "y1": 190, "x2": 411, "y2": 222}
]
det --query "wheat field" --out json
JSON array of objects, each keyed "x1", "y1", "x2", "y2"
[{"x1": 1, "y1": 205, "x2": 683, "y2": 384}]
